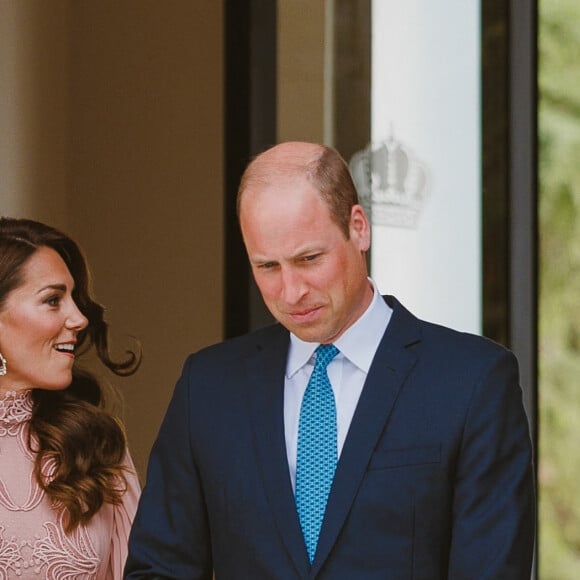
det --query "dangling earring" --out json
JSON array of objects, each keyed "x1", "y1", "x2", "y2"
[{"x1": 0, "y1": 353, "x2": 7, "y2": 376}]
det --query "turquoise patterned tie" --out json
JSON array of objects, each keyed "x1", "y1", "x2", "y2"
[{"x1": 295, "y1": 344, "x2": 340, "y2": 563}]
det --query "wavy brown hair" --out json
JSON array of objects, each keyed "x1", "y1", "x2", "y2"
[{"x1": 0, "y1": 216, "x2": 141, "y2": 532}]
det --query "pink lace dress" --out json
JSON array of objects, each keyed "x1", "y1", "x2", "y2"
[{"x1": 0, "y1": 390, "x2": 140, "y2": 579}]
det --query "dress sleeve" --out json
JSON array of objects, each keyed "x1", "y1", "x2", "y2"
[{"x1": 108, "y1": 450, "x2": 142, "y2": 579}]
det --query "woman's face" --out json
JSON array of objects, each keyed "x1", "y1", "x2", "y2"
[{"x1": 0, "y1": 246, "x2": 88, "y2": 394}]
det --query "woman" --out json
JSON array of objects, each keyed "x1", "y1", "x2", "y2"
[{"x1": 0, "y1": 216, "x2": 141, "y2": 579}]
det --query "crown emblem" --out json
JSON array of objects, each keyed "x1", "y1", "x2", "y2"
[{"x1": 349, "y1": 132, "x2": 431, "y2": 228}]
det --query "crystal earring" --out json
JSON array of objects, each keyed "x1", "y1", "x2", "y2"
[{"x1": 0, "y1": 353, "x2": 7, "y2": 376}]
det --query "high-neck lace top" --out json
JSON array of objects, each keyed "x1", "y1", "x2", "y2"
[{"x1": 0, "y1": 390, "x2": 140, "y2": 579}]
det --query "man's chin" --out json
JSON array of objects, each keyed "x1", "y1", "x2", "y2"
[{"x1": 285, "y1": 323, "x2": 330, "y2": 344}]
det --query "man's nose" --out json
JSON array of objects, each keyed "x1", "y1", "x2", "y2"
[{"x1": 280, "y1": 267, "x2": 308, "y2": 304}]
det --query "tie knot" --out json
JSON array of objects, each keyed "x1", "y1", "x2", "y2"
[{"x1": 314, "y1": 344, "x2": 339, "y2": 370}]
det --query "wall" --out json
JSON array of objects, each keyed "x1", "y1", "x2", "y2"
[
  {"x1": 277, "y1": 0, "x2": 328, "y2": 143},
  {"x1": 0, "y1": 1, "x2": 68, "y2": 225},
  {"x1": 0, "y1": 0, "x2": 224, "y2": 478}
]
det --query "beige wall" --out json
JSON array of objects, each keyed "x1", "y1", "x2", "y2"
[
  {"x1": 0, "y1": 0, "x2": 224, "y2": 479},
  {"x1": 0, "y1": 1, "x2": 68, "y2": 225},
  {"x1": 277, "y1": 0, "x2": 328, "y2": 143},
  {"x1": 276, "y1": 0, "x2": 370, "y2": 156}
]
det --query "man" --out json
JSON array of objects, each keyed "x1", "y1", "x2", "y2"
[{"x1": 125, "y1": 142, "x2": 535, "y2": 578}]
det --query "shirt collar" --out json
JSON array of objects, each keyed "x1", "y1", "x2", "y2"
[{"x1": 286, "y1": 279, "x2": 392, "y2": 378}]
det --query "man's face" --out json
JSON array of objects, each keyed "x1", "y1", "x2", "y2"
[{"x1": 240, "y1": 177, "x2": 372, "y2": 344}]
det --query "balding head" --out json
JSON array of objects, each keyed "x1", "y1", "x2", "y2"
[{"x1": 237, "y1": 141, "x2": 361, "y2": 238}]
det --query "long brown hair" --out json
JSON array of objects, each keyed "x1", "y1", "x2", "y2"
[{"x1": 0, "y1": 216, "x2": 141, "y2": 532}]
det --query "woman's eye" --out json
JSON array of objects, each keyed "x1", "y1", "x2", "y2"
[{"x1": 46, "y1": 295, "x2": 61, "y2": 307}]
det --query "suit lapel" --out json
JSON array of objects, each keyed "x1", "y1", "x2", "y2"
[
  {"x1": 244, "y1": 326, "x2": 310, "y2": 577},
  {"x1": 311, "y1": 297, "x2": 421, "y2": 576}
]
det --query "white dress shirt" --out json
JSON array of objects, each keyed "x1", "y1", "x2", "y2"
[{"x1": 284, "y1": 280, "x2": 392, "y2": 491}]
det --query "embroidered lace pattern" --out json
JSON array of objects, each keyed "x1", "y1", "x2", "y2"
[
  {"x1": 0, "y1": 390, "x2": 109, "y2": 579},
  {"x1": 0, "y1": 389, "x2": 33, "y2": 436}
]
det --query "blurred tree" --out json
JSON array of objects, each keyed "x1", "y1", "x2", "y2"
[{"x1": 538, "y1": 0, "x2": 580, "y2": 577}]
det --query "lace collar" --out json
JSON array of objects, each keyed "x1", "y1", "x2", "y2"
[{"x1": 0, "y1": 390, "x2": 33, "y2": 425}]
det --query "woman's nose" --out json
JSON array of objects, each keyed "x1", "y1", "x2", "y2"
[{"x1": 66, "y1": 301, "x2": 89, "y2": 331}]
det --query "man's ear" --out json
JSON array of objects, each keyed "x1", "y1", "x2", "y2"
[{"x1": 349, "y1": 204, "x2": 371, "y2": 252}]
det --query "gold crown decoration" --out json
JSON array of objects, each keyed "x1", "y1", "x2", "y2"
[{"x1": 349, "y1": 131, "x2": 431, "y2": 228}]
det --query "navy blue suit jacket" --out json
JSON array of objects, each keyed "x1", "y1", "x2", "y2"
[{"x1": 125, "y1": 296, "x2": 535, "y2": 579}]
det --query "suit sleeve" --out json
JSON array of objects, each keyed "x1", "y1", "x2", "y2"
[
  {"x1": 108, "y1": 450, "x2": 141, "y2": 578},
  {"x1": 448, "y1": 349, "x2": 535, "y2": 579},
  {"x1": 124, "y1": 356, "x2": 213, "y2": 579}
]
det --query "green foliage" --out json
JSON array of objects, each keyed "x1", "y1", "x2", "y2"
[{"x1": 539, "y1": 0, "x2": 580, "y2": 577}]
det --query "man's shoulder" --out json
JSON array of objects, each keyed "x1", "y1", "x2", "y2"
[
  {"x1": 184, "y1": 323, "x2": 289, "y2": 366},
  {"x1": 386, "y1": 294, "x2": 513, "y2": 360}
]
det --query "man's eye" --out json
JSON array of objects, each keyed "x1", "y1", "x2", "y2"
[
  {"x1": 303, "y1": 254, "x2": 320, "y2": 262},
  {"x1": 260, "y1": 262, "x2": 277, "y2": 270}
]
